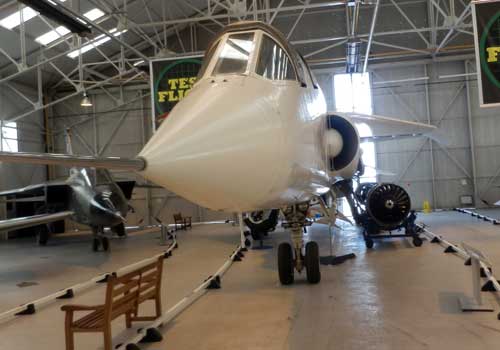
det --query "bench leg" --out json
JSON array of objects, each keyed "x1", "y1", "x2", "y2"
[
  {"x1": 103, "y1": 325, "x2": 112, "y2": 350},
  {"x1": 126, "y1": 312, "x2": 132, "y2": 328},
  {"x1": 64, "y1": 312, "x2": 75, "y2": 350},
  {"x1": 155, "y1": 296, "x2": 162, "y2": 318},
  {"x1": 64, "y1": 329, "x2": 74, "y2": 350}
]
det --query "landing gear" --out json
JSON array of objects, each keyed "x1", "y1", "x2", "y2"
[
  {"x1": 91, "y1": 226, "x2": 110, "y2": 252},
  {"x1": 278, "y1": 203, "x2": 321, "y2": 285},
  {"x1": 278, "y1": 243, "x2": 294, "y2": 285},
  {"x1": 412, "y1": 236, "x2": 423, "y2": 247},
  {"x1": 244, "y1": 210, "x2": 279, "y2": 248},
  {"x1": 101, "y1": 237, "x2": 110, "y2": 251},
  {"x1": 92, "y1": 238, "x2": 100, "y2": 252},
  {"x1": 36, "y1": 225, "x2": 50, "y2": 246},
  {"x1": 365, "y1": 238, "x2": 374, "y2": 249}
]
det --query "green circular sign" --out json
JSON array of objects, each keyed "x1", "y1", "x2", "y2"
[
  {"x1": 480, "y1": 11, "x2": 500, "y2": 89},
  {"x1": 154, "y1": 58, "x2": 202, "y2": 119}
]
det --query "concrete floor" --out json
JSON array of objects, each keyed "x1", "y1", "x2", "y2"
[
  {"x1": 144, "y1": 211, "x2": 500, "y2": 350},
  {"x1": 0, "y1": 224, "x2": 240, "y2": 350},
  {"x1": 2, "y1": 211, "x2": 500, "y2": 349}
]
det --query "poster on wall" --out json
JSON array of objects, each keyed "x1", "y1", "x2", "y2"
[
  {"x1": 472, "y1": 0, "x2": 500, "y2": 107},
  {"x1": 149, "y1": 55, "x2": 204, "y2": 130}
]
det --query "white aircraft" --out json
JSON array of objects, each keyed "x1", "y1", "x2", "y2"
[{"x1": 0, "y1": 21, "x2": 435, "y2": 285}]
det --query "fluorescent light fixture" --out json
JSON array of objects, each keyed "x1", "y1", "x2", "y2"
[
  {"x1": 0, "y1": 0, "x2": 66, "y2": 30},
  {"x1": 35, "y1": 8, "x2": 104, "y2": 46},
  {"x1": 67, "y1": 28, "x2": 127, "y2": 59},
  {"x1": 80, "y1": 93, "x2": 92, "y2": 107},
  {"x1": 134, "y1": 60, "x2": 145, "y2": 66}
]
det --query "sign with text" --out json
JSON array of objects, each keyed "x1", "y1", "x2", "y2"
[
  {"x1": 150, "y1": 56, "x2": 203, "y2": 129},
  {"x1": 473, "y1": 1, "x2": 500, "y2": 107}
]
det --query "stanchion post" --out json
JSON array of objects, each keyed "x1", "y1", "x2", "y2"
[
  {"x1": 160, "y1": 224, "x2": 168, "y2": 246},
  {"x1": 238, "y1": 213, "x2": 245, "y2": 249}
]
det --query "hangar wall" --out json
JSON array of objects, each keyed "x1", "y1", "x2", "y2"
[{"x1": 0, "y1": 83, "x2": 46, "y2": 191}]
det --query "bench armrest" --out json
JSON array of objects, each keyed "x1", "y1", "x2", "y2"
[{"x1": 61, "y1": 304, "x2": 103, "y2": 312}]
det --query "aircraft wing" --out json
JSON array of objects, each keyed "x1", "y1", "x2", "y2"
[
  {"x1": 0, "y1": 211, "x2": 74, "y2": 232},
  {"x1": 0, "y1": 180, "x2": 67, "y2": 200},
  {"x1": 335, "y1": 112, "x2": 439, "y2": 142},
  {"x1": 0, "y1": 152, "x2": 145, "y2": 171}
]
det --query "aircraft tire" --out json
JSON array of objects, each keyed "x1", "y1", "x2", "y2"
[
  {"x1": 365, "y1": 238, "x2": 374, "y2": 249},
  {"x1": 92, "y1": 238, "x2": 100, "y2": 252},
  {"x1": 278, "y1": 242, "x2": 294, "y2": 285},
  {"x1": 305, "y1": 241, "x2": 321, "y2": 284},
  {"x1": 102, "y1": 237, "x2": 110, "y2": 251},
  {"x1": 37, "y1": 226, "x2": 50, "y2": 246}
]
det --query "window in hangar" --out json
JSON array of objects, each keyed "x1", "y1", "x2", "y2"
[
  {"x1": 334, "y1": 73, "x2": 375, "y2": 217},
  {"x1": 2, "y1": 122, "x2": 18, "y2": 152}
]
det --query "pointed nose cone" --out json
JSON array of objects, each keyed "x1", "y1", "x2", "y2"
[{"x1": 139, "y1": 78, "x2": 284, "y2": 211}]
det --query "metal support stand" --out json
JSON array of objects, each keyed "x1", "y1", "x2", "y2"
[
  {"x1": 458, "y1": 244, "x2": 494, "y2": 312},
  {"x1": 320, "y1": 224, "x2": 356, "y2": 266}
]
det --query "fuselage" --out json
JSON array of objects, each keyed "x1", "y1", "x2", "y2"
[{"x1": 139, "y1": 22, "x2": 334, "y2": 212}]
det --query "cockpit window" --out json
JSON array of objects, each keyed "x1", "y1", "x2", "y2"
[
  {"x1": 213, "y1": 32, "x2": 255, "y2": 75},
  {"x1": 256, "y1": 35, "x2": 296, "y2": 81},
  {"x1": 197, "y1": 39, "x2": 220, "y2": 80}
]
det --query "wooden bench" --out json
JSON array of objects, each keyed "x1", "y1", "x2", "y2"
[
  {"x1": 173, "y1": 212, "x2": 192, "y2": 231},
  {"x1": 61, "y1": 256, "x2": 164, "y2": 350}
]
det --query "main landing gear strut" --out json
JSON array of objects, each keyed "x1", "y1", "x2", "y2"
[
  {"x1": 278, "y1": 203, "x2": 321, "y2": 285},
  {"x1": 91, "y1": 226, "x2": 110, "y2": 252}
]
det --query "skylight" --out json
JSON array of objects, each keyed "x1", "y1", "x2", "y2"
[
  {"x1": 0, "y1": 0, "x2": 67, "y2": 30},
  {"x1": 83, "y1": 8, "x2": 105, "y2": 21},
  {"x1": 35, "y1": 8, "x2": 105, "y2": 46},
  {"x1": 36, "y1": 26, "x2": 70, "y2": 45},
  {"x1": 67, "y1": 28, "x2": 127, "y2": 59}
]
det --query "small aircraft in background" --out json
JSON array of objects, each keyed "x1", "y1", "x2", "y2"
[
  {"x1": 0, "y1": 131, "x2": 135, "y2": 251},
  {"x1": 0, "y1": 21, "x2": 436, "y2": 282}
]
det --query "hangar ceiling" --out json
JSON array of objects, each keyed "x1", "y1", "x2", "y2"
[{"x1": 0, "y1": 0, "x2": 474, "y2": 122}]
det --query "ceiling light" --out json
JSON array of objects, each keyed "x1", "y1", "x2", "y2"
[
  {"x1": 80, "y1": 93, "x2": 92, "y2": 107},
  {"x1": 0, "y1": 0, "x2": 67, "y2": 30}
]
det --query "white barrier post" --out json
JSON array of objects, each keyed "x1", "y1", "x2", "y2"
[
  {"x1": 159, "y1": 224, "x2": 169, "y2": 246},
  {"x1": 238, "y1": 213, "x2": 247, "y2": 251},
  {"x1": 459, "y1": 242, "x2": 494, "y2": 312}
]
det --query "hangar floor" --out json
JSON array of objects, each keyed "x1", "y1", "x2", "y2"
[{"x1": 2, "y1": 211, "x2": 500, "y2": 349}]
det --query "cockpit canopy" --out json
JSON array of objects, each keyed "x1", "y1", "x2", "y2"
[{"x1": 197, "y1": 21, "x2": 316, "y2": 88}]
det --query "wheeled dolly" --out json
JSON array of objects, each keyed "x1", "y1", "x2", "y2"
[{"x1": 362, "y1": 211, "x2": 423, "y2": 249}]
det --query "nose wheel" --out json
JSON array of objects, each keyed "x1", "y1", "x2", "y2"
[
  {"x1": 278, "y1": 243, "x2": 294, "y2": 285},
  {"x1": 277, "y1": 241, "x2": 321, "y2": 285},
  {"x1": 305, "y1": 241, "x2": 321, "y2": 284}
]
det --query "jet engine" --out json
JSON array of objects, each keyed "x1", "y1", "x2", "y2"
[
  {"x1": 354, "y1": 183, "x2": 411, "y2": 230},
  {"x1": 324, "y1": 114, "x2": 361, "y2": 179}
]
